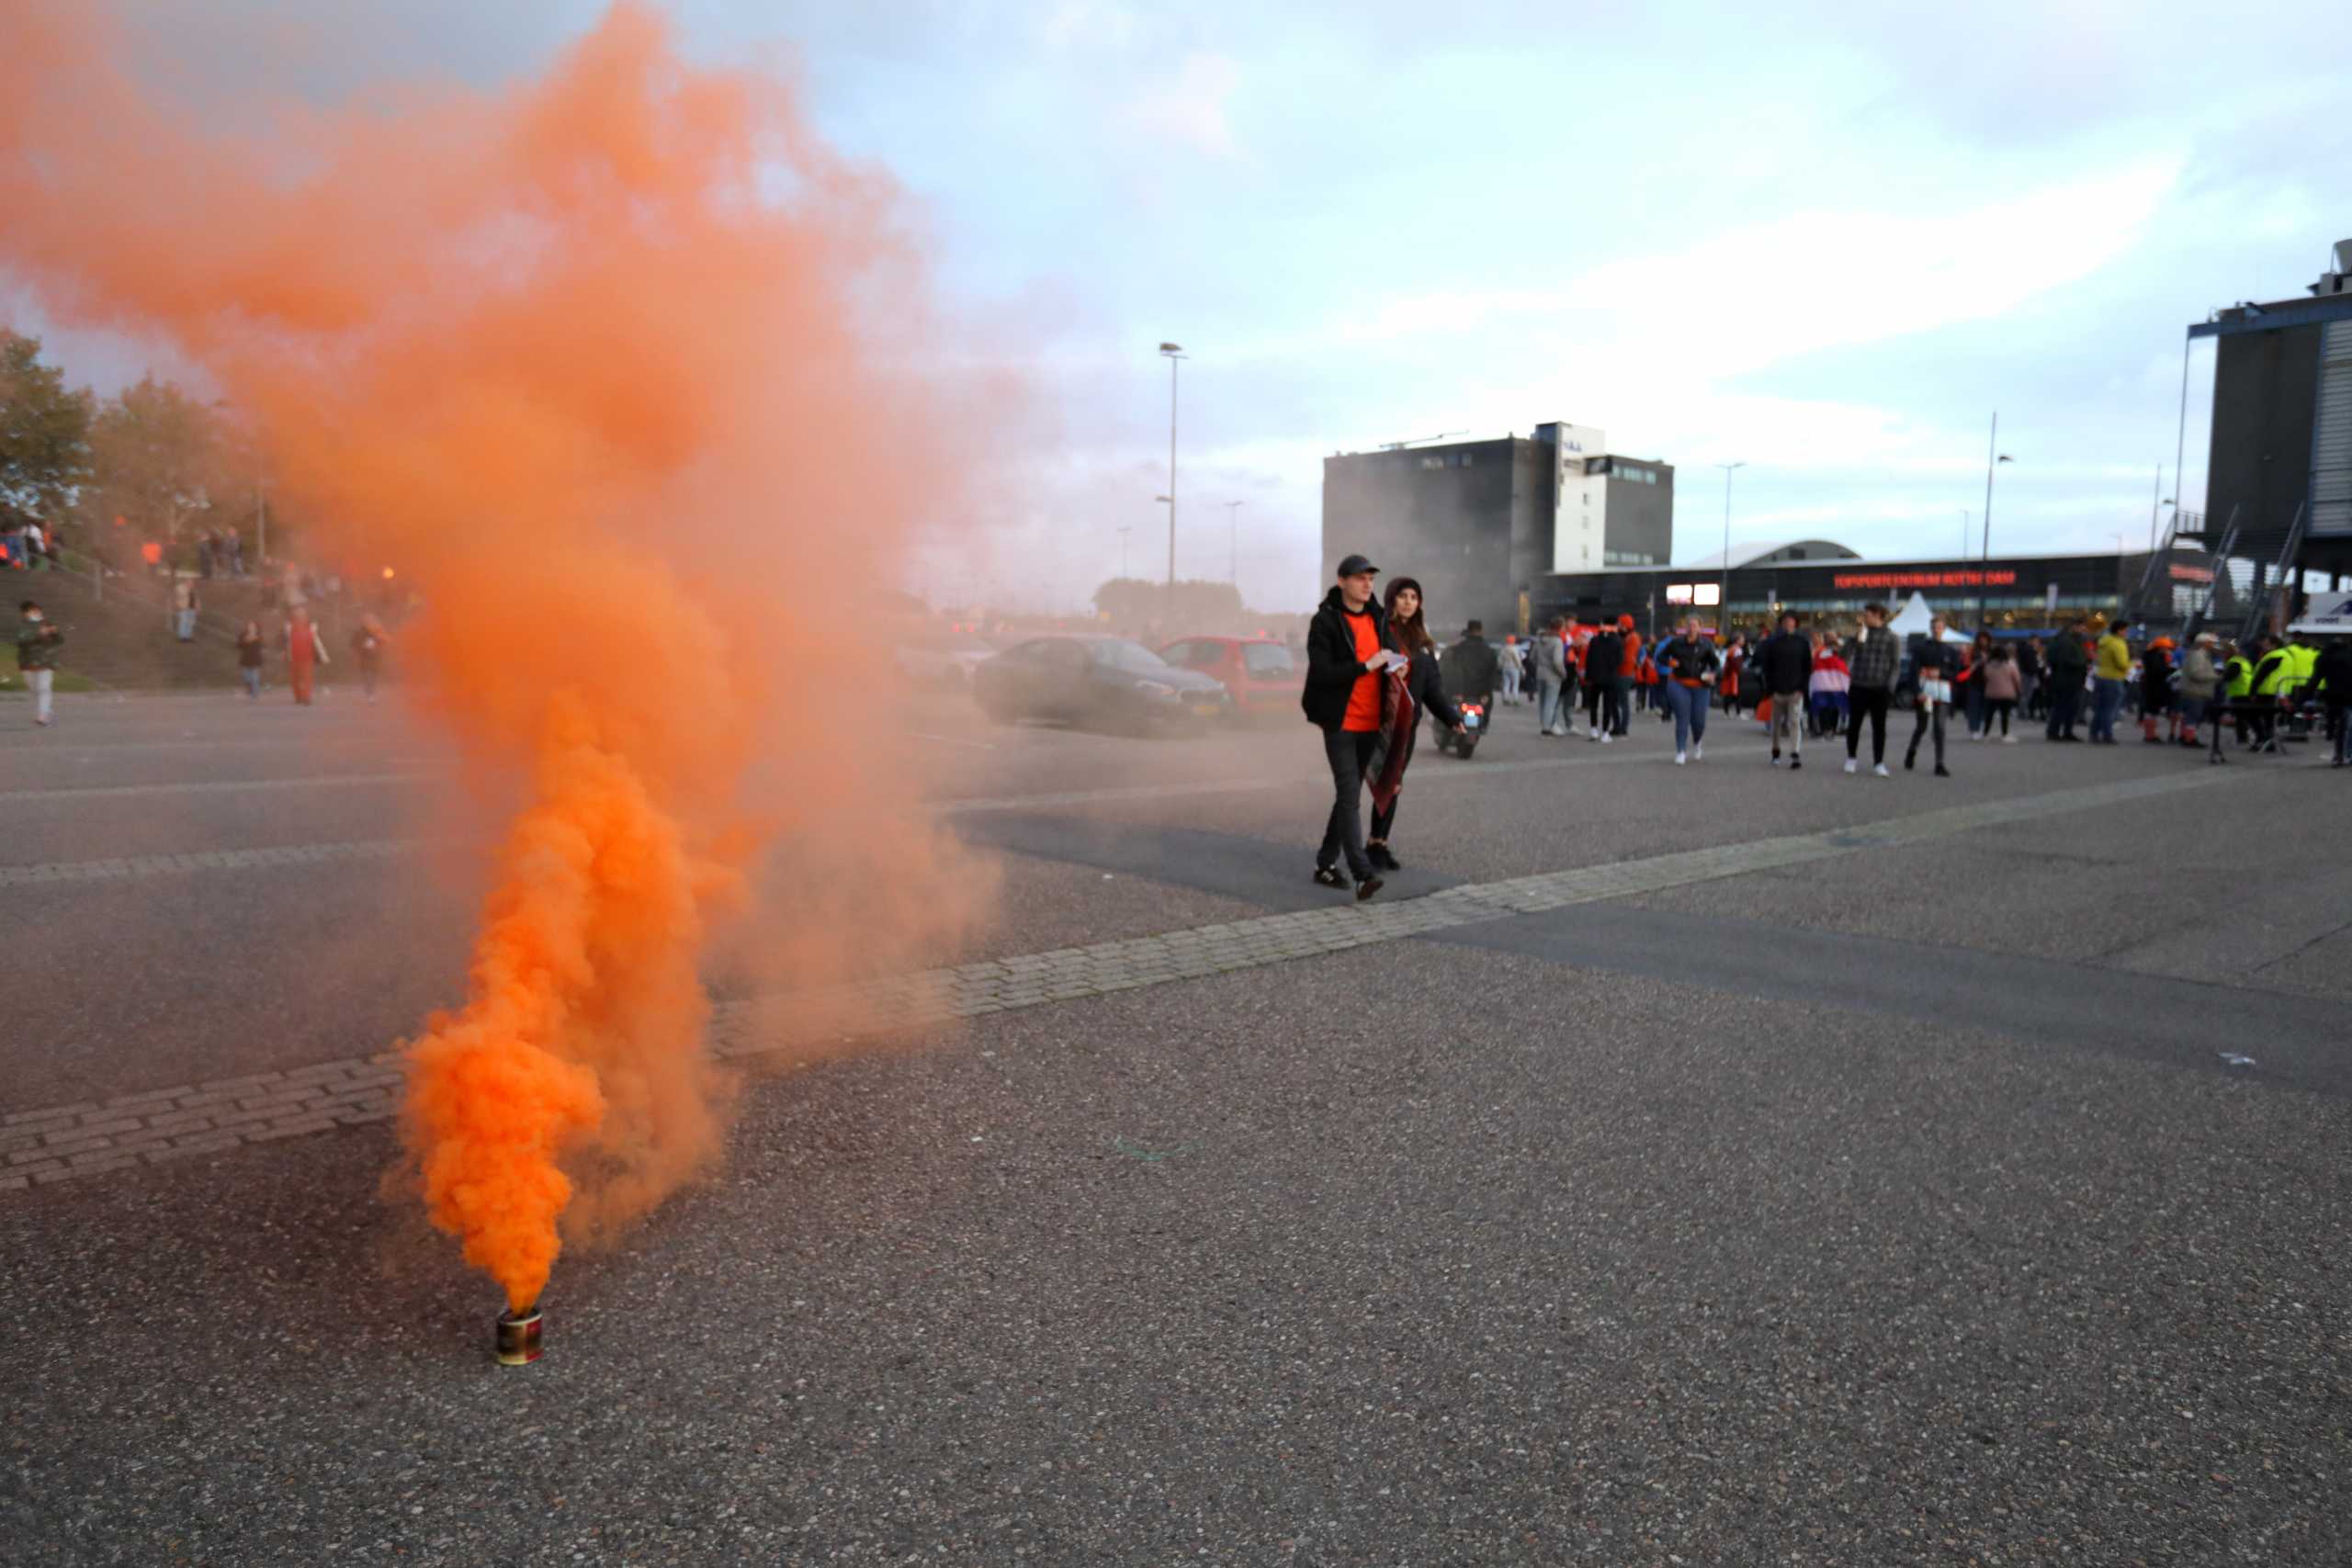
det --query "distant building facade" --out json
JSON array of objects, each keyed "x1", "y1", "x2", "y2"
[
  {"x1": 1320, "y1": 423, "x2": 1675, "y2": 636},
  {"x1": 2188, "y1": 238, "x2": 2352, "y2": 616}
]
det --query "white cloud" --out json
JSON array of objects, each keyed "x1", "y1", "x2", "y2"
[{"x1": 1125, "y1": 51, "x2": 1243, "y2": 157}]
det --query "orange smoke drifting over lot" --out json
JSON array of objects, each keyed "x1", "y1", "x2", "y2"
[{"x1": 0, "y1": 3, "x2": 990, "y2": 1310}]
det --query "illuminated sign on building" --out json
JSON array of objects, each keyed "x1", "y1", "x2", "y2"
[
  {"x1": 2167, "y1": 563, "x2": 2215, "y2": 583},
  {"x1": 1830, "y1": 570, "x2": 2019, "y2": 590}
]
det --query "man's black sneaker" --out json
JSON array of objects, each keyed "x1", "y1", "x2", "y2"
[
  {"x1": 1313, "y1": 866, "x2": 1348, "y2": 890},
  {"x1": 1367, "y1": 844, "x2": 1401, "y2": 871},
  {"x1": 1934, "y1": 764, "x2": 1951, "y2": 778},
  {"x1": 1905, "y1": 751, "x2": 1917, "y2": 771},
  {"x1": 1355, "y1": 875, "x2": 1385, "y2": 903},
  {"x1": 1789, "y1": 755, "x2": 1802, "y2": 771}
]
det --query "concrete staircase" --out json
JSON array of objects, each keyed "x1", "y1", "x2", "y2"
[{"x1": 9, "y1": 565, "x2": 269, "y2": 691}]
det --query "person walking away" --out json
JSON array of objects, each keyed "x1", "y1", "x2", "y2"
[
  {"x1": 352, "y1": 615, "x2": 389, "y2": 704},
  {"x1": 1577, "y1": 625, "x2": 1608, "y2": 737},
  {"x1": 1962, "y1": 630, "x2": 1995, "y2": 739},
  {"x1": 1844, "y1": 602, "x2": 1899, "y2": 776},
  {"x1": 1497, "y1": 634, "x2": 1521, "y2": 705},
  {"x1": 16, "y1": 599, "x2": 62, "y2": 727},
  {"x1": 1905, "y1": 613, "x2": 1962, "y2": 777},
  {"x1": 1610, "y1": 615, "x2": 1639, "y2": 736},
  {"x1": 2140, "y1": 637, "x2": 2176, "y2": 743},
  {"x1": 2245, "y1": 636, "x2": 2289, "y2": 753},
  {"x1": 1364, "y1": 578, "x2": 1466, "y2": 870},
  {"x1": 1719, "y1": 633, "x2": 1747, "y2": 719},
  {"x1": 1584, "y1": 620, "x2": 1623, "y2": 743},
  {"x1": 1810, "y1": 631, "x2": 1850, "y2": 740},
  {"x1": 1532, "y1": 615, "x2": 1569, "y2": 737},
  {"x1": 172, "y1": 576, "x2": 200, "y2": 641},
  {"x1": 1656, "y1": 617, "x2": 1719, "y2": 764},
  {"x1": 1758, "y1": 611, "x2": 1813, "y2": 769},
  {"x1": 1301, "y1": 554, "x2": 1394, "y2": 901},
  {"x1": 2177, "y1": 631, "x2": 2221, "y2": 759},
  {"x1": 2090, "y1": 617, "x2": 2132, "y2": 744},
  {"x1": 1445, "y1": 619, "x2": 1501, "y2": 719},
  {"x1": 2046, "y1": 617, "x2": 2089, "y2": 740},
  {"x1": 236, "y1": 620, "x2": 266, "y2": 699},
  {"x1": 2219, "y1": 639, "x2": 2252, "y2": 747},
  {"x1": 285, "y1": 607, "x2": 329, "y2": 705},
  {"x1": 2313, "y1": 635, "x2": 2352, "y2": 767},
  {"x1": 1981, "y1": 643, "x2": 2021, "y2": 741},
  {"x1": 2018, "y1": 636, "x2": 2044, "y2": 719}
]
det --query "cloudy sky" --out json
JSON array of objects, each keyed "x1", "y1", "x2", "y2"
[{"x1": 21, "y1": 1, "x2": 2352, "y2": 611}]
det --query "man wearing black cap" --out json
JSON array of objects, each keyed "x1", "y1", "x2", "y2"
[{"x1": 1301, "y1": 553, "x2": 1396, "y2": 900}]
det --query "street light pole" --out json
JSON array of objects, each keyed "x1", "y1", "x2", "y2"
[
  {"x1": 1979, "y1": 413, "x2": 2013, "y2": 628},
  {"x1": 1713, "y1": 461, "x2": 1745, "y2": 637},
  {"x1": 1225, "y1": 501, "x2": 1243, "y2": 587},
  {"x1": 1159, "y1": 343, "x2": 1185, "y2": 617}
]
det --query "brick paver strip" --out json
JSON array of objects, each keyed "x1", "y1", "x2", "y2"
[
  {"x1": 0, "y1": 839, "x2": 409, "y2": 886},
  {"x1": 0, "y1": 771, "x2": 436, "y2": 803},
  {"x1": 0, "y1": 769, "x2": 2241, "y2": 1193}
]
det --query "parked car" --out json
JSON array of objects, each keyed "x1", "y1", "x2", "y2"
[
  {"x1": 895, "y1": 637, "x2": 996, "y2": 689},
  {"x1": 1157, "y1": 636, "x2": 1296, "y2": 719},
  {"x1": 973, "y1": 637, "x2": 1229, "y2": 732}
]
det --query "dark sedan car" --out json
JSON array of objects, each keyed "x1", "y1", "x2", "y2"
[{"x1": 973, "y1": 637, "x2": 1230, "y2": 733}]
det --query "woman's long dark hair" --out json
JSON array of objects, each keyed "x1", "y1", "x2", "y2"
[{"x1": 1383, "y1": 576, "x2": 1433, "y2": 654}]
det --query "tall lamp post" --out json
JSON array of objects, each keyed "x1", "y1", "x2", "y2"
[
  {"x1": 1225, "y1": 501, "x2": 1244, "y2": 587},
  {"x1": 1158, "y1": 342, "x2": 1185, "y2": 618},
  {"x1": 1713, "y1": 461, "x2": 1745, "y2": 637},
  {"x1": 1978, "y1": 412, "x2": 2013, "y2": 627}
]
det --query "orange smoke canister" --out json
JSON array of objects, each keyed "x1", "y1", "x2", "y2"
[{"x1": 495, "y1": 1304, "x2": 544, "y2": 1366}]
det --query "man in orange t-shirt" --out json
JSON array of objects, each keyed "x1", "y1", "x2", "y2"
[{"x1": 1300, "y1": 553, "x2": 1394, "y2": 899}]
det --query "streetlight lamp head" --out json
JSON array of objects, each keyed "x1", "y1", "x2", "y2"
[
  {"x1": 1155, "y1": 494, "x2": 1172, "y2": 503},
  {"x1": 1159, "y1": 342, "x2": 1184, "y2": 355},
  {"x1": 1996, "y1": 454, "x2": 2015, "y2": 464}
]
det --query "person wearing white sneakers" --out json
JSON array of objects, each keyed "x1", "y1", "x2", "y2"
[
  {"x1": 1843, "y1": 602, "x2": 1898, "y2": 776},
  {"x1": 1756, "y1": 610, "x2": 1814, "y2": 771},
  {"x1": 1656, "y1": 616, "x2": 1719, "y2": 764},
  {"x1": 15, "y1": 599, "x2": 63, "y2": 728}
]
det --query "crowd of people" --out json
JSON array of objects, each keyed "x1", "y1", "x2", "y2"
[{"x1": 1303, "y1": 554, "x2": 2352, "y2": 898}]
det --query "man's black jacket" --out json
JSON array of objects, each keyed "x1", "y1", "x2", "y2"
[
  {"x1": 1442, "y1": 632, "x2": 1501, "y2": 702},
  {"x1": 1301, "y1": 585, "x2": 1388, "y2": 729}
]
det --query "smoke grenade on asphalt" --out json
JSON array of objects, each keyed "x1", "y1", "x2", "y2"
[
  {"x1": 495, "y1": 1305, "x2": 546, "y2": 1367},
  {"x1": 0, "y1": 2, "x2": 999, "y2": 1314}
]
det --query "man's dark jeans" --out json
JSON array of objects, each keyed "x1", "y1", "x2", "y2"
[
  {"x1": 1319, "y1": 727, "x2": 1380, "y2": 880},
  {"x1": 2046, "y1": 681, "x2": 2081, "y2": 739}
]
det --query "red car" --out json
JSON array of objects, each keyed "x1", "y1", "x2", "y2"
[{"x1": 1158, "y1": 636, "x2": 1297, "y2": 719}]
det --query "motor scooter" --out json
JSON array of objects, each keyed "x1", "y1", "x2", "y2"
[{"x1": 1434, "y1": 697, "x2": 1486, "y2": 760}]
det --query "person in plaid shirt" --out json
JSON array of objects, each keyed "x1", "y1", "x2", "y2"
[{"x1": 1843, "y1": 602, "x2": 1899, "y2": 776}]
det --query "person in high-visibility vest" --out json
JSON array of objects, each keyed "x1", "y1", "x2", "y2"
[
  {"x1": 2222, "y1": 641, "x2": 2254, "y2": 747},
  {"x1": 2249, "y1": 636, "x2": 2292, "y2": 751},
  {"x1": 2283, "y1": 637, "x2": 2320, "y2": 700}
]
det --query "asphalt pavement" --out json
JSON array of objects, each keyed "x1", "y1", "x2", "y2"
[{"x1": 4, "y1": 684, "x2": 2349, "y2": 1565}]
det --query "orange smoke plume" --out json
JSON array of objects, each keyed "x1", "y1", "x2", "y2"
[{"x1": 2, "y1": 3, "x2": 990, "y2": 1308}]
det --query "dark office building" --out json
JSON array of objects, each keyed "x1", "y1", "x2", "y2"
[
  {"x1": 2187, "y1": 239, "x2": 2352, "y2": 608},
  {"x1": 1320, "y1": 422, "x2": 1675, "y2": 636}
]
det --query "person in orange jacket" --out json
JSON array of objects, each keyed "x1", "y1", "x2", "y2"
[{"x1": 1611, "y1": 614, "x2": 1640, "y2": 737}]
